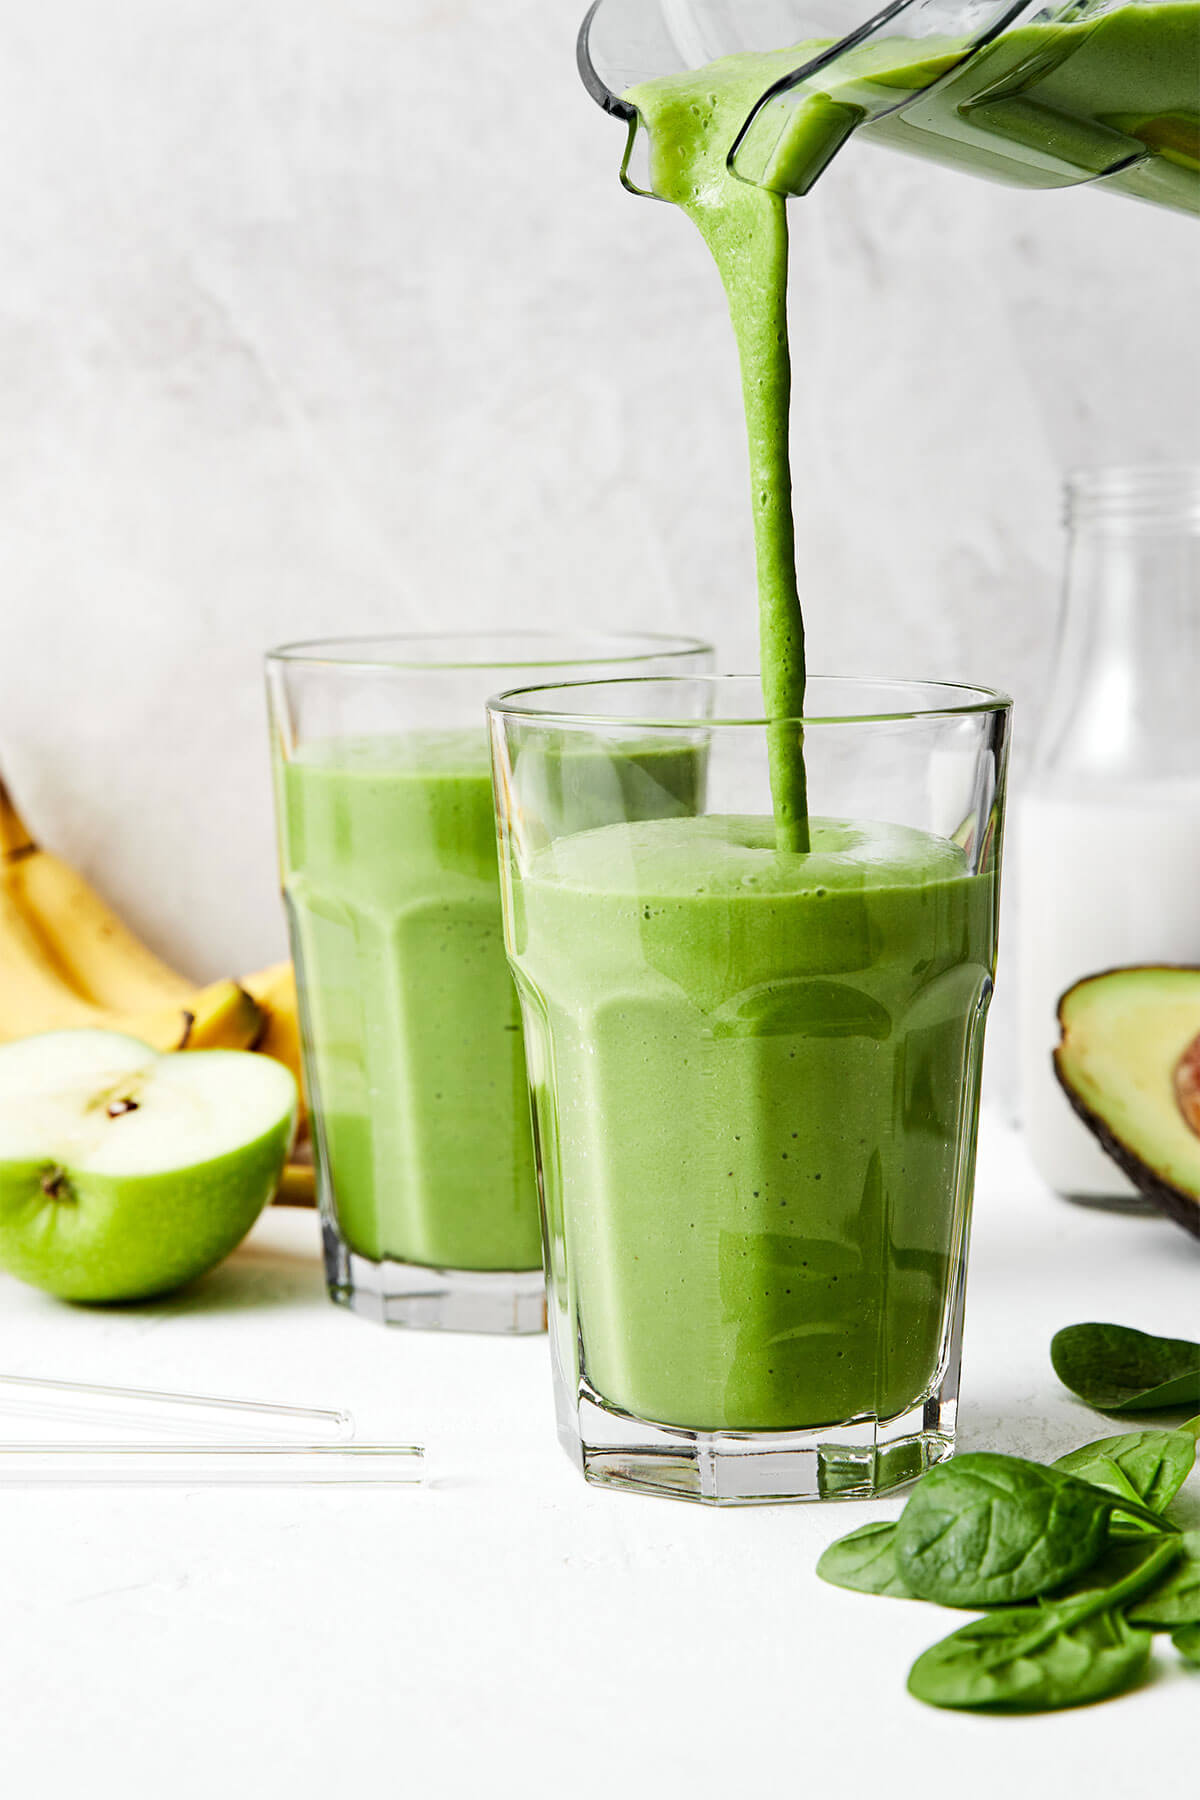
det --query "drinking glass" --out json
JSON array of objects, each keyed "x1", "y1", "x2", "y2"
[
  {"x1": 266, "y1": 633, "x2": 712, "y2": 1334},
  {"x1": 490, "y1": 674, "x2": 1010, "y2": 1496}
]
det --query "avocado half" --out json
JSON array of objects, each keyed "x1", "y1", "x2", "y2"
[{"x1": 1054, "y1": 966, "x2": 1200, "y2": 1239}]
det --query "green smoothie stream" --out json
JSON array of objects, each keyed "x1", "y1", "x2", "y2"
[
  {"x1": 618, "y1": 0, "x2": 1196, "y2": 860},
  {"x1": 616, "y1": 3, "x2": 1196, "y2": 849},
  {"x1": 627, "y1": 54, "x2": 812, "y2": 852}
]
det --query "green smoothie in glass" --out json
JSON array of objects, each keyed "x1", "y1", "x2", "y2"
[
  {"x1": 515, "y1": 812, "x2": 997, "y2": 1434},
  {"x1": 495, "y1": 673, "x2": 1008, "y2": 1496},
  {"x1": 267, "y1": 635, "x2": 710, "y2": 1334},
  {"x1": 283, "y1": 730, "x2": 539, "y2": 1274}
]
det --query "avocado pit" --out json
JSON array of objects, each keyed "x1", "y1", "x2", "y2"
[{"x1": 1174, "y1": 1032, "x2": 1200, "y2": 1137}]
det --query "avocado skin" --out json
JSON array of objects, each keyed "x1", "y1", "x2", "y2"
[
  {"x1": 1054, "y1": 1058, "x2": 1200, "y2": 1238},
  {"x1": 1053, "y1": 965, "x2": 1200, "y2": 1241}
]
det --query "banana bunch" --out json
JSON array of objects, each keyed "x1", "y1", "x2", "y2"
[{"x1": 0, "y1": 775, "x2": 312, "y2": 1200}]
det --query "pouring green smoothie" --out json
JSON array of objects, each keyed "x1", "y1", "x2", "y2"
[
  {"x1": 622, "y1": 1, "x2": 1197, "y2": 851},
  {"x1": 484, "y1": 6, "x2": 1046, "y2": 1490},
  {"x1": 498, "y1": 2, "x2": 1186, "y2": 1480},
  {"x1": 625, "y1": 55, "x2": 811, "y2": 851},
  {"x1": 510, "y1": 0, "x2": 1200, "y2": 1469}
]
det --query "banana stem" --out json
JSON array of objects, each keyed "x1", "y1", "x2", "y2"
[{"x1": 0, "y1": 774, "x2": 36, "y2": 862}]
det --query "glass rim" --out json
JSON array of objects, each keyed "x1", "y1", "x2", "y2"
[
  {"x1": 488, "y1": 673, "x2": 1012, "y2": 730},
  {"x1": 265, "y1": 630, "x2": 713, "y2": 674}
]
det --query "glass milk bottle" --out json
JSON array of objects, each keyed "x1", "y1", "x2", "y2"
[{"x1": 1018, "y1": 466, "x2": 1200, "y2": 1207}]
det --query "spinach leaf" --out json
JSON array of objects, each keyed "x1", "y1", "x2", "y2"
[
  {"x1": 1126, "y1": 1531, "x2": 1200, "y2": 1628},
  {"x1": 1053, "y1": 1535, "x2": 1180, "y2": 1608},
  {"x1": 1053, "y1": 1427, "x2": 1198, "y2": 1515},
  {"x1": 894, "y1": 1453, "x2": 1165, "y2": 1607},
  {"x1": 1173, "y1": 1624, "x2": 1200, "y2": 1665},
  {"x1": 816, "y1": 1522, "x2": 913, "y2": 1599},
  {"x1": 907, "y1": 1534, "x2": 1180, "y2": 1712},
  {"x1": 907, "y1": 1605, "x2": 1152, "y2": 1712},
  {"x1": 1052, "y1": 1323, "x2": 1200, "y2": 1414}
]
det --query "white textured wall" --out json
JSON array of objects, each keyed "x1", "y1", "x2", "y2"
[{"x1": 1, "y1": 0, "x2": 1197, "y2": 980}]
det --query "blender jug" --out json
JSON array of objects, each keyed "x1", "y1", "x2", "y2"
[{"x1": 580, "y1": 0, "x2": 1199, "y2": 214}]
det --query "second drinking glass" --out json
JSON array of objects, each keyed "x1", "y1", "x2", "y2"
[{"x1": 266, "y1": 633, "x2": 713, "y2": 1333}]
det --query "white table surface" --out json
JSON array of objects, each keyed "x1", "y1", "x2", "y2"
[{"x1": 1, "y1": 1112, "x2": 1196, "y2": 1800}]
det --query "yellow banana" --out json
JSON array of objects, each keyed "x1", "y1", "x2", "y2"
[
  {"x1": 274, "y1": 1162, "x2": 316, "y2": 1207},
  {"x1": 0, "y1": 772, "x2": 287, "y2": 1077},
  {"x1": 139, "y1": 979, "x2": 265, "y2": 1052},
  {"x1": 0, "y1": 776, "x2": 197, "y2": 1011},
  {"x1": 0, "y1": 877, "x2": 105, "y2": 1036},
  {"x1": 0, "y1": 878, "x2": 263, "y2": 1049},
  {"x1": 242, "y1": 962, "x2": 308, "y2": 1128}
]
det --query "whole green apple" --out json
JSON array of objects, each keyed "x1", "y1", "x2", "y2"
[{"x1": 0, "y1": 1030, "x2": 297, "y2": 1302}]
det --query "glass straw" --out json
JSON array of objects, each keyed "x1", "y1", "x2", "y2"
[
  {"x1": 0, "y1": 1444, "x2": 425, "y2": 1486},
  {"x1": 0, "y1": 1372, "x2": 355, "y2": 1443}
]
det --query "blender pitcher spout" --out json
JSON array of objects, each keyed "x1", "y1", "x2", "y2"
[
  {"x1": 577, "y1": 0, "x2": 1035, "y2": 197},
  {"x1": 579, "y1": 0, "x2": 1200, "y2": 214}
]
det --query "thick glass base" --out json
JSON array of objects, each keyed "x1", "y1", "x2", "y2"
[
  {"x1": 560, "y1": 1384, "x2": 956, "y2": 1505},
  {"x1": 322, "y1": 1222, "x2": 546, "y2": 1335}
]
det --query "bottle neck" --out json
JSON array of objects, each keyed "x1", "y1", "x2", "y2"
[{"x1": 1034, "y1": 468, "x2": 1200, "y2": 785}]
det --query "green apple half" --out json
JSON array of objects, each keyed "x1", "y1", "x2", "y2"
[{"x1": 0, "y1": 1031, "x2": 297, "y2": 1302}]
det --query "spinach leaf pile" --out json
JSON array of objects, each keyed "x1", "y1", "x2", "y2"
[{"x1": 817, "y1": 1409, "x2": 1200, "y2": 1712}]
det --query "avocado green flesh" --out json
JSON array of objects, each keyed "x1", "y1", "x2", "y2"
[{"x1": 1055, "y1": 967, "x2": 1200, "y2": 1235}]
